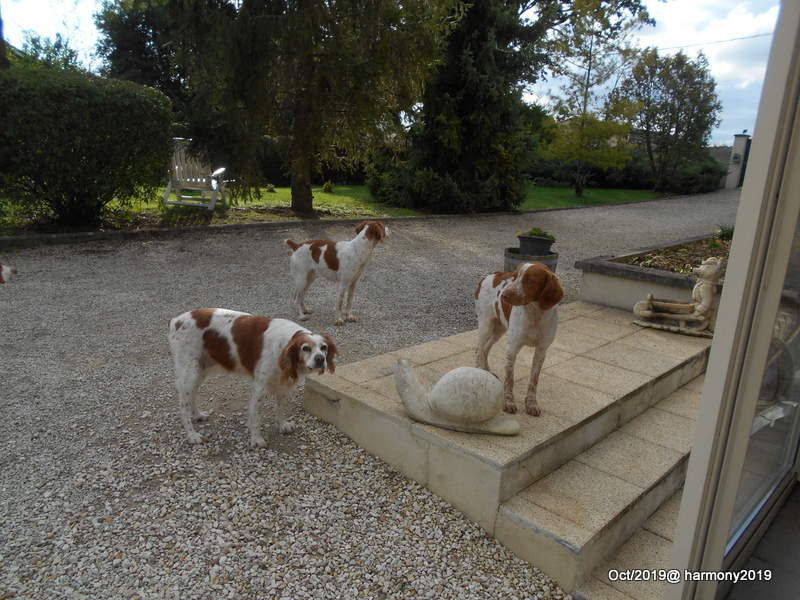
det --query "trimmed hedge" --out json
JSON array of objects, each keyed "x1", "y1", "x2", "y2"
[{"x1": 0, "y1": 67, "x2": 173, "y2": 224}]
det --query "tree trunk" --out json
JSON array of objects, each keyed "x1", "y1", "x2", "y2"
[
  {"x1": 290, "y1": 152, "x2": 314, "y2": 214},
  {"x1": 290, "y1": 108, "x2": 315, "y2": 213},
  {"x1": 574, "y1": 160, "x2": 586, "y2": 198}
]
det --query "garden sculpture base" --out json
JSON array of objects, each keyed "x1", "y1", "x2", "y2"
[
  {"x1": 633, "y1": 257, "x2": 726, "y2": 337},
  {"x1": 392, "y1": 359, "x2": 520, "y2": 435}
]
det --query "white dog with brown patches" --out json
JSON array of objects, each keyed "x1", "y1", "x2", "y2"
[
  {"x1": 286, "y1": 220, "x2": 389, "y2": 325},
  {"x1": 0, "y1": 261, "x2": 17, "y2": 283},
  {"x1": 475, "y1": 262, "x2": 564, "y2": 416},
  {"x1": 168, "y1": 308, "x2": 337, "y2": 446}
]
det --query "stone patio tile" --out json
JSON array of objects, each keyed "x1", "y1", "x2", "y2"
[
  {"x1": 363, "y1": 373, "x2": 403, "y2": 401},
  {"x1": 615, "y1": 328, "x2": 711, "y2": 360},
  {"x1": 313, "y1": 373, "x2": 356, "y2": 394},
  {"x1": 657, "y1": 387, "x2": 703, "y2": 421},
  {"x1": 520, "y1": 461, "x2": 643, "y2": 536},
  {"x1": 503, "y1": 494, "x2": 595, "y2": 549},
  {"x1": 545, "y1": 356, "x2": 652, "y2": 399},
  {"x1": 425, "y1": 349, "x2": 480, "y2": 376},
  {"x1": 621, "y1": 407, "x2": 696, "y2": 454},
  {"x1": 560, "y1": 316, "x2": 639, "y2": 342},
  {"x1": 682, "y1": 373, "x2": 706, "y2": 393},
  {"x1": 334, "y1": 353, "x2": 400, "y2": 385},
  {"x1": 342, "y1": 383, "x2": 411, "y2": 425},
  {"x1": 585, "y1": 306, "x2": 640, "y2": 328},
  {"x1": 560, "y1": 301, "x2": 606, "y2": 321},
  {"x1": 579, "y1": 577, "x2": 638, "y2": 600},
  {"x1": 585, "y1": 340, "x2": 684, "y2": 377},
  {"x1": 527, "y1": 375, "x2": 616, "y2": 423},
  {"x1": 643, "y1": 489, "x2": 682, "y2": 542},
  {"x1": 394, "y1": 337, "x2": 470, "y2": 363},
  {"x1": 443, "y1": 330, "x2": 480, "y2": 349},
  {"x1": 574, "y1": 430, "x2": 683, "y2": 489},
  {"x1": 485, "y1": 345, "x2": 577, "y2": 381},
  {"x1": 552, "y1": 322, "x2": 613, "y2": 355},
  {"x1": 593, "y1": 529, "x2": 672, "y2": 600}
]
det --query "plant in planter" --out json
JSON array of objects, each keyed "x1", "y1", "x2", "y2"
[
  {"x1": 505, "y1": 226, "x2": 558, "y2": 272},
  {"x1": 517, "y1": 226, "x2": 556, "y2": 255}
]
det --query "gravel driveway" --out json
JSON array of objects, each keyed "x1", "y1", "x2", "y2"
[{"x1": 0, "y1": 189, "x2": 740, "y2": 599}]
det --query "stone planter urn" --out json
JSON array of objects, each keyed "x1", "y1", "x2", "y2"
[
  {"x1": 506, "y1": 229, "x2": 558, "y2": 272},
  {"x1": 517, "y1": 234, "x2": 555, "y2": 256}
]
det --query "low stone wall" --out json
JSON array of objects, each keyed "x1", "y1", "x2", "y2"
[{"x1": 574, "y1": 234, "x2": 720, "y2": 312}]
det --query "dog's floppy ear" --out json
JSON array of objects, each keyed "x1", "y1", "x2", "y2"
[
  {"x1": 278, "y1": 333, "x2": 304, "y2": 385},
  {"x1": 355, "y1": 221, "x2": 368, "y2": 235},
  {"x1": 323, "y1": 334, "x2": 338, "y2": 374},
  {"x1": 372, "y1": 221, "x2": 388, "y2": 243},
  {"x1": 537, "y1": 267, "x2": 564, "y2": 310}
]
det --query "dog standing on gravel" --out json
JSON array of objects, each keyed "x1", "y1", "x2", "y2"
[
  {"x1": 0, "y1": 261, "x2": 17, "y2": 283},
  {"x1": 474, "y1": 262, "x2": 564, "y2": 416},
  {"x1": 168, "y1": 308, "x2": 337, "y2": 447},
  {"x1": 285, "y1": 220, "x2": 389, "y2": 325}
]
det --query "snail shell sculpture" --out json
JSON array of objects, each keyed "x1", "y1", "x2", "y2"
[{"x1": 392, "y1": 359, "x2": 520, "y2": 436}]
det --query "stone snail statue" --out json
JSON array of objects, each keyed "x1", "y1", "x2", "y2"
[
  {"x1": 392, "y1": 358, "x2": 520, "y2": 436},
  {"x1": 633, "y1": 257, "x2": 726, "y2": 338}
]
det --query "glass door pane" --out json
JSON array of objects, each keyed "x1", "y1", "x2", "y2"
[{"x1": 726, "y1": 211, "x2": 800, "y2": 552}]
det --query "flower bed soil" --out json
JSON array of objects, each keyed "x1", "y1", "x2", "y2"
[{"x1": 625, "y1": 238, "x2": 732, "y2": 275}]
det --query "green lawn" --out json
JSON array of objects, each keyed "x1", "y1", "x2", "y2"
[
  {"x1": 519, "y1": 186, "x2": 665, "y2": 210},
  {"x1": 1, "y1": 183, "x2": 666, "y2": 235}
]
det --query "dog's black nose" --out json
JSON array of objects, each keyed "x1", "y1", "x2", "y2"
[{"x1": 314, "y1": 354, "x2": 326, "y2": 367}]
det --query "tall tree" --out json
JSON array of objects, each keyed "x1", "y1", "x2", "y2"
[
  {"x1": 167, "y1": 0, "x2": 452, "y2": 213},
  {"x1": 19, "y1": 33, "x2": 83, "y2": 70},
  {"x1": 95, "y1": 0, "x2": 187, "y2": 109},
  {"x1": 397, "y1": 0, "x2": 562, "y2": 213},
  {"x1": 617, "y1": 48, "x2": 721, "y2": 192},
  {"x1": 544, "y1": 0, "x2": 650, "y2": 196}
]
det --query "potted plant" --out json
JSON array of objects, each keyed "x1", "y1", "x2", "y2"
[
  {"x1": 505, "y1": 226, "x2": 558, "y2": 272},
  {"x1": 517, "y1": 227, "x2": 556, "y2": 255}
]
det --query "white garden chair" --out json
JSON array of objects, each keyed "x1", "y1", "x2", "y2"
[{"x1": 163, "y1": 138, "x2": 227, "y2": 210}]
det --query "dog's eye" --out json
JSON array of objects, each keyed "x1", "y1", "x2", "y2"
[
  {"x1": 302, "y1": 345, "x2": 311, "y2": 353},
  {"x1": 320, "y1": 345, "x2": 327, "y2": 352}
]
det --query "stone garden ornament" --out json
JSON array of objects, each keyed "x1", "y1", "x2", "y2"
[
  {"x1": 633, "y1": 257, "x2": 726, "y2": 337},
  {"x1": 392, "y1": 359, "x2": 520, "y2": 435}
]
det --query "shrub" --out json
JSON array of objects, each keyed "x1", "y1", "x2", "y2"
[
  {"x1": 669, "y1": 156, "x2": 727, "y2": 195},
  {"x1": 0, "y1": 67, "x2": 173, "y2": 224}
]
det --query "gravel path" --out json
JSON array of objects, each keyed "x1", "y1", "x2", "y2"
[{"x1": 0, "y1": 190, "x2": 740, "y2": 599}]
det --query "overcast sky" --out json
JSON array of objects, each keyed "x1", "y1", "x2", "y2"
[{"x1": 1, "y1": 0, "x2": 782, "y2": 145}]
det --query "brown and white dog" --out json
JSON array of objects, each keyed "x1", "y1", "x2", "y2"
[
  {"x1": 475, "y1": 262, "x2": 564, "y2": 416},
  {"x1": 0, "y1": 261, "x2": 17, "y2": 283},
  {"x1": 168, "y1": 308, "x2": 337, "y2": 446},
  {"x1": 285, "y1": 220, "x2": 389, "y2": 325}
]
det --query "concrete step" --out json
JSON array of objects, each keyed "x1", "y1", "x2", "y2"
[
  {"x1": 576, "y1": 490, "x2": 684, "y2": 600},
  {"x1": 302, "y1": 302, "x2": 710, "y2": 593},
  {"x1": 495, "y1": 376, "x2": 702, "y2": 594}
]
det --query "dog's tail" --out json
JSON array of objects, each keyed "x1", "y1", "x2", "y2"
[{"x1": 285, "y1": 239, "x2": 302, "y2": 253}]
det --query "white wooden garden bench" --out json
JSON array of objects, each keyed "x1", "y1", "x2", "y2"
[{"x1": 163, "y1": 138, "x2": 227, "y2": 210}]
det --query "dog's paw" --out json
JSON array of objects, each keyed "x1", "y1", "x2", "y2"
[
  {"x1": 503, "y1": 400, "x2": 518, "y2": 414},
  {"x1": 333, "y1": 319, "x2": 345, "y2": 326},
  {"x1": 250, "y1": 434, "x2": 268, "y2": 448},
  {"x1": 187, "y1": 431, "x2": 205, "y2": 444},
  {"x1": 303, "y1": 308, "x2": 314, "y2": 315},
  {"x1": 525, "y1": 404, "x2": 541, "y2": 417},
  {"x1": 278, "y1": 421, "x2": 295, "y2": 434},
  {"x1": 345, "y1": 315, "x2": 358, "y2": 322},
  {"x1": 193, "y1": 411, "x2": 210, "y2": 421}
]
